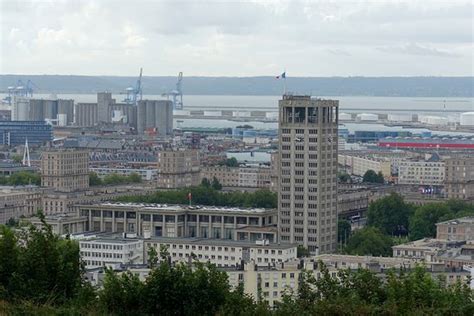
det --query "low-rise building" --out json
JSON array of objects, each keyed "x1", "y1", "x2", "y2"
[
  {"x1": 201, "y1": 163, "x2": 272, "y2": 190},
  {"x1": 436, "y1": 217, "x2": 474, "y2": 241},
  {"x1": 0, "y1": 187, "x2": 42, "y2": 223},
  {"x1": 398, "y1": 155, "x2": 445, "y2": 186},
  {"x1": 90, "y1": 166, "x2": 157, "y2": 181},
  {"x1": 338, "y1": 154, "x2": 391, "y2": 179},
  {"x1": 26, "y1": 213, "x2": 88, "y2": 235},
  {"x1": 144, "y1": 237, "x2": 297, "y2": 268},
  {"x1": 79, "y1": 237, "x2": 144, "y2": 269},
  {"x1": 78, "y1": 202, "x2": 278, "y2": 241}
]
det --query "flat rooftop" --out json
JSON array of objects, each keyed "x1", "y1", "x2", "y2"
[
  {"x1": 436, "y1": 216, "x2": 474, "y2": 226},
  {"x1": 145, "y1": 236, "x2": 296, "y2": 249},
  {"x1": 84, "y1": 202, "x2": 275, "y2": 214}
]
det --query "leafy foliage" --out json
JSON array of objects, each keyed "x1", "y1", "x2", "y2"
[
  {"x1": 344, "y1": 227, "x2": 394, "y2": 256},
  {"x1": 367, "y1": 192, "x2": 414, "y2": 235},
  {"x1": 220, "y1": 157, "x2": 239, "y2": 167},
  {"x1": 362, "y1": 169, "x2": 384, "y2": 183},
  {"x1": 0, "y1": 171, "x2": 41, "y2": 186},
  {"x1": 117, "y1": 185, "x2": 277, "y2": 209}
]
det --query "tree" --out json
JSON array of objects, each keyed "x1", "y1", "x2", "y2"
[
  {"x1": 338, "y1": 172, "x2": 351, "y2": 183},
  {"x1": 338, "y1": 220, "x2": 351, "y2": 244},
  {"x1": 367, "y1": 193, "x2": 413, "y2": 235},
  {"x1": 127, "y1": 172, "x2": 142, "y2": 183},
  {"x1": 224, "y1": 157, "x2": 239, "y2": 167},
  {"x1": 363, "y1": 169, "x2": 384, "y2": 184},
  {"x1": 211, "y1": 177, "x2": 222, "y2": 190},
  {"x1": 344, "y1": 227, "x2": 393, "y2": 257},
  {"x1": 11, "y1": 154, "x2": 22, "y2": 163},
  {"x1": 297, "y1": 245, "x2": 310, "y2": 258},
  {"x1": 409, "y1": 203, "x2": 452, "y2": 240},
  {"x1": 89, "y1": 172, "x2": 102, "y2": 186},
  {"x1": 201, "y1": 177, "x2": 211, "y2": 188}
]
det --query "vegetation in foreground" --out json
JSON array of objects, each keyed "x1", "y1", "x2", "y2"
[{"x1": 0, "y1": 214, "x2": 473, "y2": 315}]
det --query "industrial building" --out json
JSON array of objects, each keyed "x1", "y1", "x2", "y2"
[
  {"x1": 0, "y1": 121, "x2": 53, "y2": 146},
  {"x1": 12, "y1": 97, "x2": 74, "y2": 125},
  {"x1": 278, "y1": 95, "x2": 339, "y2": 254},
  {"x1": 75, "y1": 103, "x2": 98, "y2": 127},
  {"x1": 137, "y1": 100, "x2": 173, "y2": 135}
]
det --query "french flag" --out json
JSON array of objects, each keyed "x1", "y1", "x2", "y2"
[{"x1": 276, "y1": 72, "x2": 286, "y2": 79}]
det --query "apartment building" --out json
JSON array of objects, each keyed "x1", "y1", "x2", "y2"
[
  {"x1": 41, "y1": 148, "x2": 90, "y2": 192},
  {"x1": 79, "y1": 237, "x2": 143, "y2": 269},
  {"x1": 78, "y1": 202, "x2": 277, "y2": 241},
  {"x1": 436, "y1": 217, "x2": 474, "y2": 241},
  {"x1": 156, "y1": 148, "x2": 201, "y2": 188},
  {"x1": 444, "y1": 157, "x2": 474, "y2": 200},
  {"x1": 398, "y1": 156, "x2": 445, "y2": 186},
  {"x1": 201, "y1": 163, "x2": 272, "y2": 189},
  {"x1": 144, "y1": 237, "x2": 297, "y2": 268},
  {"x1": 0, "y1": 187, "x2": 42, "y2": 223},
  {"x1": 338, "y1": 154, "x2": 391, "y2": 179},
  {"x1": 278, "y1": 95, "x2": 339, "y2": 253}
]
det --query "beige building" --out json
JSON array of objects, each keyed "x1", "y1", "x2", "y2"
[
  {"x1": 156, "y1": 148, "x2": 200, "y2": 188},
  {"x1": 42, "y1": 185, "x2": 155, "y2": 215},
  {"x1": 445, "y1": 157, "x2": 474, "y2": 200},
  {"x1": 201, "y1": 163, "x2": 272, "y2": 189},
  {"x1": 338, "y1": 154, "x2": 391, "y2": 179},
  {"x1": 27, "y1": 213, "x2": 88, "y2": 235},
  {"x1": 0, "y1": 187, "x2": 42, "y2": 223},
  {"x1": 78, "y1": 202, "x2": 277, "y2": 241},
  {"x1": 436, "y1": 217, "x2": 474, "y2": 241},
  {"x1": 278, "y1": 95, "x2": 339, "y2": 254},
  {"x1": 41, "y1": 148, "x2": 90, "y2": 192},
  {"x1": 398, "y1": 158, "x2": 445, "y2": 186}
]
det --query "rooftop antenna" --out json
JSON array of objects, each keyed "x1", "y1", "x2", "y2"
[{"x1": 22, "y1": 138, "x2": 31, "y2": 167}]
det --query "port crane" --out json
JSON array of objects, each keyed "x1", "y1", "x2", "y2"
[
  {"x1": 2, "y1": 80, "x2": 37, "y2": 105},
  {"x1": 162, "y1": 72, "x2": 183, "y2": 110},
  {"x1": 123, "y1": 68, "x2": 143, "y2": 105}
]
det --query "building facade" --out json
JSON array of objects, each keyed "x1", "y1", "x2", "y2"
[
  {"x1": 338, "y1": 154, "x2": 391, "y2": 179},
  {"x1": 156, "y1": 148, "x2": 200, "y2": 188},
  {"x1": 78, "y1": 202, "x2": 277, "y2": 241},
  {"x1": 278, "y1": 95, "x2": 339, "y2": 254},
  {"x1": 445, "y1": 157, "x2": 474, "y2": 200},
  {"x1": 436, "y1": 217, "x2": 474, "y2": 241},
  {"x1": 398, "y1": 159, "x2": 445, "y2": 186},
  {"x1": 41, "y1": 148, "x2": 90, "y2": 192},
  {"x1": 0, "y1": 121, "x2": 53, "y2": 146},
  {"x1": 0, "y1": 187, "x2": 42, "y2": 223},
  {"x1": 80, "y1": 237, "x2": 144, "y2": 269}
]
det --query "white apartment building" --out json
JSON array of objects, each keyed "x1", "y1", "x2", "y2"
[
  {"x1": 338, "y1": 154, "x2": 392, "y2": 179},
  {"x1": 79, "y1": 237, "x2": 144, "y2": 269},
  {"x1": 398, "y1": 159, "x2": 445, "y2": 186},
  {"x1": 144, "y1": 237, "x2": 297, "y2": 268}
]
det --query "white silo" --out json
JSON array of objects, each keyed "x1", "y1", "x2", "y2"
[{"x1": 460, "y1": 112, "x2": 474, "y2": 126}]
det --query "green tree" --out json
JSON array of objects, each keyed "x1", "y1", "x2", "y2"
[
  {"x1": 338, "y1": 220, "x2": 351, "y2": 244},
  {"x1": 297, "y1": 245, "x2": 310, "y2": 258},
  {"x1": 127, "y1": 172, "x2": 142, "y2": 183},
  {"x1": 409, "y1": 203, "x2": 453, "y2": 240},
  {"x1": 338, "y1": 171, "x2": 351, "y2": 183},
  {"x1": 89, "y1": 172, "x2": 103, "y2": 186},
  {"x1": 344, "y1": 227, "x2": 393, "y2": 257},
  {"x1": 7, "y1": 171, "x2": 41, "y2": 186},
  {"x1": 11, "y1": 154, "x2": 22, "y2": 163},
  {"x1": 99, "y1": 270, "x2": 144, "y2": 316},
  {"x1": 363, "y1": 169, "x2": 384, "y2": 183},
  {"x1": 201, "y1": 177, "x2": 211, "y2": 188},
  {"x1": 224, "y1": 157, "x2": 239, "y2": 167},
  {"x1": 211, "y1": 177, "x2": 223, "y2": 190},
  {"x1": 367, "y1": 192, "x2": 413, "y2": 235}
]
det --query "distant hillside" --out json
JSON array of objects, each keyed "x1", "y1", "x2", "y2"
[{"x1": 0, "y1": 75, "x2": 472, "y2": 97}]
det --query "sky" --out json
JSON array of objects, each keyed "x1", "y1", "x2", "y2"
[{"x1": 1, "y1": 0, "x2": 473, "y2": 76}]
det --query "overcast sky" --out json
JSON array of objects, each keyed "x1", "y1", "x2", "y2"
[{"x1": 1, "y1": 0, "x2": 472, "y2": 76}]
